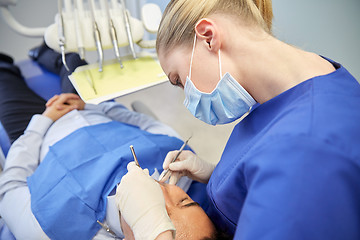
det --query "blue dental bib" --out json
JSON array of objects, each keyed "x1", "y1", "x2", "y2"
[{"x1": 28, "y1": 121, "x2": 187, "y2": 240}]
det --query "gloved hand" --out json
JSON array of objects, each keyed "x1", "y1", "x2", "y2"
[
  {"x1": 115, "y1": 162, "x2": 176, "y2": 240},
  {"x1": 161, "y1": 150, "x2": 216, "y2": 184}
]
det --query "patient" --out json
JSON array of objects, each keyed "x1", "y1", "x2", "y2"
[
  {"x1": 0, "y1": 50, "x2": 220, "y2": 239},
  {"x1": 119, "y1": 181, "x2": 218, "y2": 240}
]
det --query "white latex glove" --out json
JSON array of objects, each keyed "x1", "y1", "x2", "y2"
[
  {"x1": 161, "y1": 150, "x2": 216, "y2": 184},
  {"x1": 115, "y1": 162, "x2": 176, "y2": 240}
]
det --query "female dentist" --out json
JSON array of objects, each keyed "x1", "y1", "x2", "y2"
[{"x1": 116, "y1": 0, "x2": 360, "y2": 239}]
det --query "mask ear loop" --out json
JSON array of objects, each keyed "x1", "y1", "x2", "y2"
[
  {"x1": 218, "y1": 49, "x2": 223, "y2": 79},
  {"x1": 189, "y1": 33, "x2": 222, "y2": 80},
  {"x1": 188, "y1": 34, "x2": 197, "y2": 79}
]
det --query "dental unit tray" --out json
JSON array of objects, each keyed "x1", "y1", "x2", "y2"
[{"x1": 69, "y1": 53, "x2": 168, "y2": 104}]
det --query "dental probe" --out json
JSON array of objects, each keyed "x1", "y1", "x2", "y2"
[
  {"x1": 129, "y1": 145, "x2": 141, "y2": 168},
  {"x1": 89, "y1": 0, "x2": 104, "y2": 72},
  {"x1": 158, "y1": 136, "x2": 192, "y2": 182},
  {"x1": 120, "y1": 0, "x2": 137, "y2": 59},
  {"x1": 103, "y1": 0, "x2": 123, "y2": 68},
  {"x1": 57, "y1": 0, "x2": 70, "y2": 71}
]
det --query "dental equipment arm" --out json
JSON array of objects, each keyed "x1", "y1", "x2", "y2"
[
  {"x1": 116, "y1": 162, "x2": 176, "y2": 240},
  {"x1": 0, "y1": 0, "x2": 46, "y2": 37},
  {"x1": 1, "y1": 1, "x2": 163, "y2": 63},
  {"x1": 0, "y1": 0, "x2": 16, "y2": 6}
]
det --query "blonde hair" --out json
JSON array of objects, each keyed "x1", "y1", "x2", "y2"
[{"x1": 156, "y1": 0, "x2": 273, "y2": 54}]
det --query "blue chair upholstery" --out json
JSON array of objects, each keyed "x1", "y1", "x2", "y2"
[
  {"x1": 16, "y1": 59, "x2": 62, "y2": 101},
  {"x1": 0, "y1": 123, "x2": 11, "y2": 157},
  {"x1": 0, "y1": 59, "x2": 61, "y2": 157}
]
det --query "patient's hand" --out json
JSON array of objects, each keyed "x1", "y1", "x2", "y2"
[
  {"x1": 46, "y1": 93, "x2": 85, "y2": 111},
  {"x1": 43, "y1": 94, "x2": 83, "y2": 121}
]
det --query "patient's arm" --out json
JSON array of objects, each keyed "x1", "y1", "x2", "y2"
[
  {"x1": 0, "y1": 97, "x2": 76, "y2": 240},
  {"x1": 0, "y1": 115, "x2": 52, "y2": 198},
  {"x1": 46, "y1": 93, "x2": 180, "y2": 138},
  {"x1": 0, "y1": 114, "x2": 52, "y2": 239},
  {"x1": 85, "y1": 102, "x2": 181, "y2": 138}
]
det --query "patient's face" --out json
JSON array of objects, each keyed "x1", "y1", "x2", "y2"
[{"x1": 120, "y1": 183, "x2": 215, "y2": 240}]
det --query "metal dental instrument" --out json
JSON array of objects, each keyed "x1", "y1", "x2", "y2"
[
  {"x1": 96, "y1": 220, "x2": 118, "y2": 238},
  {"x1": 57, "y1": 0, "x2": 70, "y2": 71},
  {"x1": 89, "y1": 0, "x2": 104, "y2": 72},
  {"x1": 129, "y1": 145, "x2": 141, "y2": 168},
  {"x1": 103, "y1": 0, "x2": 123, "y2": 68},
  {"x1": 74, "y1": 0, "x2": 85, "y2": 60},
  {"x1": 120, "y1": 0, "x2": 137, "y2": 59},
  {"x1": 158, "y1": 136, "x2": 192, "y2": 182}
]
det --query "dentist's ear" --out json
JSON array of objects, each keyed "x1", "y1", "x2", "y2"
[{"x1": 194, "y1": 18, "x2": 221, "y2": 53}]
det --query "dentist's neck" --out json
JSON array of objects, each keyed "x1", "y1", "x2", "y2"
[{"x1": 221, "y1": 24, "x2": 335, "y2": 104}]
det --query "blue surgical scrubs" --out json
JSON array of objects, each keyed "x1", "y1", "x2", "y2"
[{"x1": 207, "y1": 59, "x2": 360, "y2": 239}]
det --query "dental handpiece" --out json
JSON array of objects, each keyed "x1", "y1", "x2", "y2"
[
  {"x1": 57, "y1": 0, "x2": 70, "y2": 71},
  {"x1": 74, "y1": 0, "x2": 85, "y2": 60},
  {"x1": 102, "y1": 0, "x2": 123, "y2": 68},
  {"x1": 110, "y1": 19, "x2": 124, "y2": 68},
  {"x1": 93, "y1": 22, "x2": 104, "y2": 72},
  {"x1": 120, "y1": 0, "x2": 137, "y2": 59},
  {"x1": 89, "y1": 0, "x2": 104, "y2": 72}
]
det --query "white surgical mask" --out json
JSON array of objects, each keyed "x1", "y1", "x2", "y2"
[{"x1": 184, "y1": 34, "x2": 257, "y2": 125}]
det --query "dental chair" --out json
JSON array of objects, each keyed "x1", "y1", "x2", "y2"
[
  {"x1": 0, "y1": 1, "x2": 209, "y2": 238},
  {"x1": 0, "y1": 58, "x2": 209, "y2": 239}
]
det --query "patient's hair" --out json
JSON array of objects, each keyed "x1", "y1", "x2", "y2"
[
  {"x1": 156, "y1": 0, "x2": 273, "y2": 54},
  {"x1": 202, "y1": 229, "x2": 233, "y2": 240}
]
